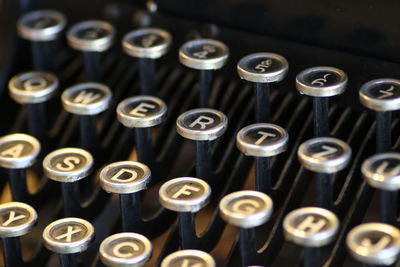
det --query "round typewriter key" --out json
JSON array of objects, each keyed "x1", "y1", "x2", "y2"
[
  {"x1": 236, "y1": 123, "x2": 288, "y2": 194},
  {"x1": 0, "y1": 134, "x2": 41, "y2": 170},
  {"x1": 9, "y1": 71, "x2": 59, "y2": 104},
  {"x1": 62, "y1": 82, "x2": 112, "y2": 152},
  {"x1": 298, "y1": 137, "x2": 351, "y2": 209},
  {"x1": 100, "y1": 161, "x2": 151, "y2": 194},
  {"x1": 43, "y1": 217, "x2": 94, "y2": 267},
  {"x1": 298, "y1": 137, "x2": 351, "y2": 174},
  {"x1": 176, "y1": 108, "x2": 227, "y2": 183},
  {"x1": 359, "y1": 79, "x2": 400, "y2": 152},
  {"x1": 17, "y1": 9, "x2": 66, "y2": 70},
  {"x1": 360, "y1": 79, "x2": 400, "y2": 112},
  {"x1": 122, "y1": 28, "x2": 171, "y2": 59},
  {"x1": 362, "y1": 153, "x2": 400, "y2": 225},
  {"x1": 283, "y1": 207, "x2": 339, "y2": 267},
  {"x1": 159, "y1": 177, "x2": 211, "y2": 212},
  {"x1": 43, "y1": 148, "x2": 94, "y2": 216},
  {"x1": 117, "y1": 96, "x2": 167, "y2": 128},
  {"x1": 67, "y1": 20, "x2": 115, "y2": 52},
  {"x1": 237, "y1": 52, "x2": 289, "y2": 122},
  {"x1": 0, "y1": 202, "x2": 37, "y2": 238},
  {"x1": 122, "y1": 28, "x2": 172, "y2": 94},
  {"x1": 17, "y1": 10, "x2": 66, "y2": 41},
  {"x1": 159, "y1": 177, "x2": 211, "y2": 249},
  {"x1": 296, "y1": 66, "x2": 347, "y2": 137},
  {"x1": 62, "y1": 82, "x2": 111, "y2": 115},
  {"x1": 100, "y1": 232, "x2": 152, "y2": 267},
  {"x1": 43, "y1": 148, "x2": 93, "y2": 182},
  {"x1": 0, "y1": 134, "x2": 40, "y2": 201},
  {"x1": 9, "y1": 71, "x2": 59, "y2": 140},
  {"x1": 179, "y1": 39, "x2": 229, "y2": 70},
  {"x1": 176, "y1": 108, "x2": 227, "y2": 141},
  {"x1": 100, "y1": 161, "x2": 151, "y2": 232},
  {"x1": 219, "y1": 190, "x2": 273, "y2": 228},
  {"x1": 0, "y1": 202, "x2": 37, "y2": 267},
  {"x1": 67, "y1": 20, "x2": 115, "y2": 81},
  {"x1": 117, "y1": 96, "x2": 167, "y2": 169},
  {"x1": 219, "y1": 190, "x2": 273, "y2": 265},
  {"x1": 161, "y1": 250, "x2": 216, "y2": 267},
  {"x1": 179, "y1": 39, "x2": 229, "y2": 107},
  {"x1": 347, "y1": 223, "x2": 400, "y2": 266}
]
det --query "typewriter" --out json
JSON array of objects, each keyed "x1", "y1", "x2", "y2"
[{"x1": 0, "y1": 0, "x2": 399, "y2": 266}]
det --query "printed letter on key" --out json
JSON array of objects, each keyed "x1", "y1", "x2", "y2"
[
  {"x1": 130, "y1": 103, "x2": 156, "y2": 117},
  {"x1": 189, "y1": 115, "x2": 214, "y2": 129}
]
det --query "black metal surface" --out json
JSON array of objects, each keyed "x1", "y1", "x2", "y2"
[
  {"x1": 254, "y1": 82, "x2": 270, "y2": 123},
  {"x1": 2, "y1": 237, "x2": 23, "y2": 267},
  {"x1": 138, "y1": 58, "x2": 156, "y2": 95},
  {"x1": 156, "y1": 0, "x2": 400, "y2": 63},
  {"x1": 313, "y1": 97, "x2": 330, "y2": 137},
  {"x1": 134, "y1": 127, "x2": 155, "y2": 170},
  {"x1": 255, "y1": 157, "x2": 272, "y2": 195}
]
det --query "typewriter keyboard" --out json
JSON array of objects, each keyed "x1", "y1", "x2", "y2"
[{"x1": 0, "y1": 2, "x2": 399, "y2": 267}]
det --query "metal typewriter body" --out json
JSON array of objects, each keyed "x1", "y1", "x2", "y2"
[{"x1": 0, "y1": 0, "x2": 399, "y2": 267}]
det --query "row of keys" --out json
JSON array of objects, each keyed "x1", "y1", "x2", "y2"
[
  {"x1": 0, "y1": 195, "x2": 398, "y2": 266},
  {"x1": 0, "y1": 107, "x2": 399, "y2": 218},
  {"x1": 15, "y1": 10, "x2": 398, "y2": 110},
  {"x1": 0, "y1": 132, "x2": 398, "y2": 264},
  {"x1": 14, "y1": 9, "x2": 400, "y2": 154},
  {"x1": 0, "y1": 112, "x2": 396, "y2": 187},
  {"x1": 0, "y1": 201, "x2": 212, "y2": 266},
  {"x1": 6, "y1": 68, "x2": 400, "y2": 169}
]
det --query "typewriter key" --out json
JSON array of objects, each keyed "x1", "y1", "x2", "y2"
[
  {"x1": 0, "y1": 202, "x2": 37, "y2": 267},
  {"x1": 67, "y1": 20, "x2": 115, "y2": 81},
  {"x1": 159, "y1": 177, "x2": 211, "y2": 248},
  {"x1": 17, "y1": 9, "x2": 66, "y2": 70},
  {"x1": 237, "y1": 52, "x2": 289, "y2": 122},
  {"x1": 122, "y1": 28, "x2": 172, "y2": 94},
  {"x1": 43, "y1": 217, "x2": 95, "y2": 267},
  {"x1": 9, "y1": 71, "x2": 59, "y2": 140},
  {"x1": 359, "y1": 78, "x2": 400, "y2": 152},
  {"x1": 0, "y1": 134, "x2": 40, "y2": 201},
  {"x1": 9, "y1": 71, "x2": 59, "y2": 104},
  {"x1": 298, "y1": 137, "x2": 351, "y2": 209},
  {"x1": 100, "y1": 232, "x2": 152, "y2": 267},
  {"x1": 362, "y1": 153, "x2": 400, "y2": 225},
  {"x1": 159, "y1": 177, "x2": 211, "y2": 212},
  {"x1": 283, "y1": 207, "x2": 339, "y2": 267},
  {"x1": 117, "y1": 96, "x2": 167, "y2": 169},
  {"x1": 347, "y1": 223, "x2": 400, "y2": 266},
  {"x1": 62, "y1": 82, "x2": 112, "y2": 152},
  {"x1": 43, "y1": 148, "x2": 94, "y2": 216},
  {"x1": 236, "y1": 123, "x2": 288, "y2": 195},
  {"x1": 296, "y1": 66, "x2": 347, "y2": 137},
  {"x1": 219, "y1": 190, "x2": 273, "y2": 265},
  {"x1": 219, "y1": 190, "x2": 273, "y2": 229},
  {"x1": 176, "y1": 108, "x2": 227, "y2": 183},
  {"x1": 179, "y1": 39, "x2": 229, "y2": 107},
  {"x1": 161, "y1": 249, "x2": 216, "y2": 267},
  {"x1": 100, "y1": 161, "x2": 151, "y2": 232}
]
